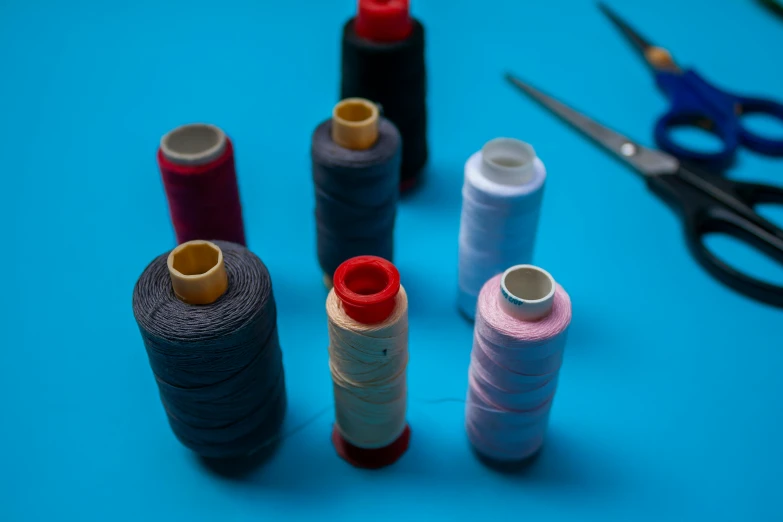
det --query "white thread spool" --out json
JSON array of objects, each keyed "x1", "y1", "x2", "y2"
[{"x1": 457, "y1": 138, "x2": 547, "y2": 319}]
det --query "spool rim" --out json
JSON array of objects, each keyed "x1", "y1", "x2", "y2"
[
  {"x1": 498, "y1": 264, "x2": 556, "y2": 321},
  {"x1": 480, "y1": 137, "x2": 537, "y2": 186},
  {"x1": 331, "y1": 424, "x2": 410, "y2": 469},
  {"x1": 160, "y1": 123, "x2": 227, "y2": 166},
  {"x1": 333, "y1": 256, "x2": 400, "y2": 324}
]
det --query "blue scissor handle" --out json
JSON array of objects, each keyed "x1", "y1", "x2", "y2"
[
  {"x1": 654, "y1": 69, "x2": 740, "y2": 168},
  {"x1": 654, "y1": 69, "x2": 783, "y2": 168},
  {"x1": 736, "y1": 95, "x2": 783, "y2": 156}
]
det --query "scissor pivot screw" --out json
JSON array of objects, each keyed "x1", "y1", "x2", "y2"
[{"x1": 620, "y1": 142, "x2": 637, "y2": 157}]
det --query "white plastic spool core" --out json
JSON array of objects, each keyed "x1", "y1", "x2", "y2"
[
  {"x1": 498, "y1": 264, "x2": 556, "y2": 321},
  {"x1": 160, "y1": 123, "x2": 227, "y2": 166},
  {"x1": 480, "y1": 138, "x2": 537, "y2": 185}
]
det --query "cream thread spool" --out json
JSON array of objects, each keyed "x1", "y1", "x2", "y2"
[{"x1": 325, "y1": 255, "x2": 411, "y2": 468}]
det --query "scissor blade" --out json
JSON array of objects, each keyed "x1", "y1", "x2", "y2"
[
  {"x1": 505, "y1": 73, "x2": 679, "y2": 177},
  {"x1": 598, "y1": 3, "x2": 652, "y2": 53},
  {"x1": 597, "y1": 2, "x2": 680, "y2": 73}
]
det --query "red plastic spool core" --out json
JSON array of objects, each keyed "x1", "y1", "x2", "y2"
[
  {"x1": 333, "y1": 255, "x2": 400, "y2": 324},
  {"x1": 354, "y1": 0, "x2": 413, "y2": 42}
]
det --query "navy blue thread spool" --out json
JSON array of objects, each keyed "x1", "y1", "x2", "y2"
[
  {"x1": 131, "y1": 240, "x2": 287, "y2": 460},
  {"x1": 311, "y1": 98, "x2": 401, "y2": 288}
]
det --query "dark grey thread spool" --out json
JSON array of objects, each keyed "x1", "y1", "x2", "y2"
[
  {"x1": 131, "y1": 240, "x2": 286, "y2": 459},
  {"x1": 311, "y1": 98, "x2": 401, "y2": 286}
]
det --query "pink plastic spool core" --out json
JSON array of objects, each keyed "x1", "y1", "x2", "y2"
[
  {"x1": 354, "y1": 0, "x2": 413, "y2": 42},
  {"x1": 331, "y1": 255, "x2": 410, "y2": 468}
]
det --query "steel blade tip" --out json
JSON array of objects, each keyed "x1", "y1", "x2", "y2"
[
  {"x1": 598, "y1": 2, "x2": 627, "y2": 29},
  {"x1": 504, "y1": 72, "x2": 527, "y2": 89}
]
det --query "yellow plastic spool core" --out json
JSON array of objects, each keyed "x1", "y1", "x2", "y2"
[
  {"x1": 331, "y1": 98, "x2": 380, "y2": 151},
  {"x1": 167, "y1": 240, "x2": 229, "y2": 305}
]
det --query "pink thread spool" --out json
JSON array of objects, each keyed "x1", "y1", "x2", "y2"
[{"x1": 466, "y1": 264, "x2": 572, "y2": 465}]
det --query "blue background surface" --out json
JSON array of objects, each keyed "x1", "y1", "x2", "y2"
[{"x1": 3, "y1": 0, "x2": 783, "y2": 520}]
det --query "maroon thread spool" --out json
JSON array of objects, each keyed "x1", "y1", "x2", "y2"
[
  {"x1": 329, "y1": 256, "x2": 411, "y2": 469},
  {"x1": 158, "y1": 123, "x2": 246, "y2": 246}
]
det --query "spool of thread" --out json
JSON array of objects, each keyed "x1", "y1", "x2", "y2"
[
  {"x1": 158, "y1": 124, "x2": 246, "y2": 246},
  {"x1": 457, "y1": 138, "x2": 547, "y2": 320},
  {"x1": 132, "y1": 240, "x2": 286, "y2": 459},
  {"x1": 340, "y1": 0, "x2": 427, "y2": 192},
  {"x1": 326, "y1": 255, "x2": 411, "y2": 469},
  {"x1": 466, "y1": 265, "x2": 572, "y2": 463},
  {"x1": 311, "y1": 98, "x2": 401, "y2": 288}
]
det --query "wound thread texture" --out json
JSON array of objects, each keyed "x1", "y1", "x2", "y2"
[
  {"x1": 340, "y1": 19, "x2": 427, "y2": 191},
  {"x1": 132, "y1": 240, "x2": 285, "y2": 459},
  {"x1": 158, "y1": 138, "x2": 246, "y2": 246},
  {"x1": 466, "y1": 274, "x2": 571, "y2": 462},
  {"x1": 312, "y1": 118, "x2": 401, "y2": 278},
  {"x1": 326, "y1": 287, "x2": 409, "y2": 449},
  {"x1": 458, "y1": 147, "x2": 546, "y2": 319}
]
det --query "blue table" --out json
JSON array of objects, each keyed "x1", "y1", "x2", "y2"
[{"x1": 3, "y1": 0, "x2": 783, "y2": 520}]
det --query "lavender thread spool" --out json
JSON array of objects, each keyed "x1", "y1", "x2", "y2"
[
  {"x1": 466, "y1": 264, "x2": 572, "y2": 464},
  {"x1": 457, "y1": 138, "x2": 547, "y2": 320}
]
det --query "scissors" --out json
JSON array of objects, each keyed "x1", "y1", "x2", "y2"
[
  {"x1": 599, "y1": 2, "x2": 783, "y2": 169},
  {"x1": 505, "y1": 73, "x2": 783, "y2": 307}
]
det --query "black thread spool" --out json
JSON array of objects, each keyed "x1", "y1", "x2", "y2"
[
  {"x1": 311, "y1": 98, "x2": 401, "y2": 288},
  {"x1": 131, "y1": 240, "x2": 286, "y2": 462},
  {"x1": 340, "y1": 0, "x2": 427, "y2": 192}
]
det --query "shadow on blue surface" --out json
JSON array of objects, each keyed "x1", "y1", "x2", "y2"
[
  {"x1": 198, "y1": 438, "x2": 284, "y2": 480},
  {"x1": 391, "y1": 425, "x2": 628, "y2": 499}
]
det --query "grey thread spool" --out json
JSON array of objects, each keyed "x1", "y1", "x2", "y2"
[
  {"x1": 311, "y1": 98, "x2": 401, "y2": 287},
  {"x1": 132, "y1": 240, "x2": 286, "y2": 459}
]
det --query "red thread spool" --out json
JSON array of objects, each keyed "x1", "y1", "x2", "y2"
[
  {"x1": 331, "y1": 255, "x2": 411, "y2": 468},
  {"x1": 158, "y1": 124, "x2": 246, "y2": 246},
  {"x1": 354, "y1": 0, "x2": 413, "y2": 42}
]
